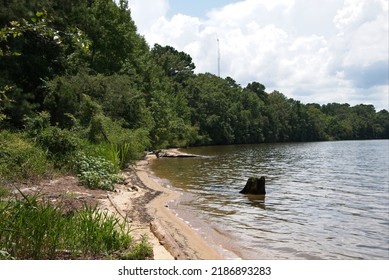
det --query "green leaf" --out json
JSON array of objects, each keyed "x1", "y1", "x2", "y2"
[
  {"x1": 31, "y1": 17, "x2": 37, "y2": 23},
  {"x1": 10, "y1": 21, "x2": 20, "y2": 27},
  {"x1": 36, "y1": 11, "x2": 44, "y2": 17}
]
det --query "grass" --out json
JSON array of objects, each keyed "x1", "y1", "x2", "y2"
[
  {"x1": 122, "y1": 235, "x2": 153, "y2": 260},
  {"x1": 0, "y1": 189, "x2": 153, "y2": 260}
]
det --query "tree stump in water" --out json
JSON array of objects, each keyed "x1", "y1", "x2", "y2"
[{"x1": 240, "y1": 176, "x2": 266, "y2": 195}]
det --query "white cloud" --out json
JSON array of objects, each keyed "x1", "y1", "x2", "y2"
[
  {"x1": 332, "y1": 0, "x2": 388, "y2": 67},
  {"x1": 128, "y1": 0, "x2": 169, "y2": 32},
  {"x1": 206, "y1": 0, "x2": 294, "y2": 23},
  {"x1": 334, "y1": 0, "x2": 365, "y2": 30},
  {"x1": 130, "y1": 0, "x2": 389, "y2": 110}
]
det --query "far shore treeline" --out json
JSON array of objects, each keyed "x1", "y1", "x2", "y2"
[{"x1": 1, "y1": 0, "x2": 389, "y2": 182}]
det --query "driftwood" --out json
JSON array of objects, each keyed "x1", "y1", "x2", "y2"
[
  {"x1": 150, "y1": 220, "x2": 186, "y2": 260},
  {"x1": 155, "y1": 150, "x2": 198, "y2": 158},
  {"x1": 107, "y1": 194, "x2": 132, "y2": 223},
  {"x1": 240, "y1": 176, "x2": 266, "y2": 195}
]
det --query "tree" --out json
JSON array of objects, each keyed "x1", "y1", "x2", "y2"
[
  {"x1": 151, "y1": 44, "x2": 195, "y2": 85},
  {"x1": 149, "y1": 90, "x2": 192, "y2": 148},
  {"x1": 0, "y1": 5, "x2": 90, "y2": 127},
  {"x1": 78, "y1": 0, "x2": 140, "y2": 74},
  {"x1": 350, "y1": 104, "x2": 376, "y2": 139},
  {"x1": 245, "y1": 82, "x2": 268, "y2": 103},
  {"x1": 375, "y1": 110, "x2": 389, "y2": 138},
  {"x1": 185, "y1": 73, "x2": 238, "y2": 144},
  {"x1": 263, "y1": 91, "x2": 292, "y2": 142}
]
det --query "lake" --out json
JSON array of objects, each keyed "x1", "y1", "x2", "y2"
[{"x1": 150, "y1": 140, "x2": 389, "y2": 259}]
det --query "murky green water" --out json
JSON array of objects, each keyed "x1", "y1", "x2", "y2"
[{"x1": 151, "y1": 140, "x2": 389, "y2": 259}]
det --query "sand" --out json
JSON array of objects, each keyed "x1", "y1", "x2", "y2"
[{"x1": 100, "y1": 153, "x2": 224, "y2": 260}]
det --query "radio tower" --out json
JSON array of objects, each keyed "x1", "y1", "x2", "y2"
[{"x1": 217, "y1": 38, "x2": 221, "y2": 77}]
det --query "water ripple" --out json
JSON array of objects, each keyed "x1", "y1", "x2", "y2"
[{"x1": 152, "y1": 140, "x2": 389, "y2": 259}]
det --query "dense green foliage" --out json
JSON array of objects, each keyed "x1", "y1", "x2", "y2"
[
  {"x1": 0, "y1": 189, "x2": 152, "y2": 259},
  {"x1": 74, "y1": 152, "x2": 121, "y2": 191},
  {"x1": 0, "y1": 130, "x2": 52, "y2": 180},
  {"x1": 1, "y1": 0, "x2": 388, "y2": 156}
]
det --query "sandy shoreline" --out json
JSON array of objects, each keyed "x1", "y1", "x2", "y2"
[
  {"x1": 100, "y1": 151, "x2": 224, "y2": 260},
  {"x1": 135, "y1": 154, "x2": 224, "y2": 260}
]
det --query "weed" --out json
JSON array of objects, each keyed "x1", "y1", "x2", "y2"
[
  {"x1": 72, "y1": 204, "x2": 132, "y2": 255},
  {"x1": 73, "y1": 152, "x2": 120, "y2": 191},
  {"x1": 123, "y1": 235, "x2": 153, "y2": 260},
  {"x1": 108, "y1": 143, "x2": 133, "y2": 171},
  {"x1": 0, "y1": 190, "x2": 143, "y2": 259}
]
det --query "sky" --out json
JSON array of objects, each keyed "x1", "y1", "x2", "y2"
[{"x1": 128, "y1": 0, "x2": 389, "y2": 110}]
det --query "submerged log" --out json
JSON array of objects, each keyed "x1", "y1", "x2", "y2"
[{"x1": 240, "y1": 176, "x2": 266, "y2": 195}]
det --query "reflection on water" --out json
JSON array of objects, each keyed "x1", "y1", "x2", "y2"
[
  {"x1": 151, "y1": 140, "x2": 389, "y2": 259},
  {"x1": 245, "y1": 194, "x2": 266, "y2": 210}
]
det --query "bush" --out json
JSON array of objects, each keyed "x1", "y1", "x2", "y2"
[
  {"x1": 25, "y1": 112, "x2": 81, "y2": 168},
  {"x1": 37, "y1": 126, "x2": 80, "y2": 162},
  {"x1": 0, "y1": 131, "x2": 51, "y2": 181},
  {"x1": 85, "y1": 115, "x2": 151, "y2": 170},
  {"x1": 24, "y1": 111, "x2": 51, "y2": 138},
  {"x1": 123, "y1": 235, "x2": 153, "y2": 260},
  {"x1": 73, "y1": 152, "x2": 121, "y2": 191}
]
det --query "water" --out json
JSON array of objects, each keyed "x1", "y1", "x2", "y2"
[{"x1": 150, "y1": 140, "x2": 389, "y2": 259}]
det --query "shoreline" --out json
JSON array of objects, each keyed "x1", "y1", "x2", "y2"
[{"x1": 135, "y1": 153, "x2": 224, "y2": 260}]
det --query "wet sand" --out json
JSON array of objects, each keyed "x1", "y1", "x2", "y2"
[
  {"x1": 136, "y1": 154, "x2": 224, "y2": 260},
  {"x1": 100, "y1": 152, "x2": 224, "y2": 260}
]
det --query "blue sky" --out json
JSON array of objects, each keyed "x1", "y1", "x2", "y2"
[
  {"x1": 129, "y1": 0, "x2": 388, "y2": 110},
  {"x1": 166, "y1": 0, "x2": 241, "y2": 18}
]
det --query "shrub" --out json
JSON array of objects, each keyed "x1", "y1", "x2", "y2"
[
  {"x1": 36, "y1": 126, "x2": 80, "y2": 161},
  {"x1": 73, "y1": 152, "x2": 121, "y2": 191},
  {"x1": 88, "y1": 114, "x2": 110, "y2": 143},
  {"x1": 0, "y1": 131, "x2": 51, "y2": 181},
  {"x1": 24, "y1": 111, "x2": 51, "y2": 138},
  {"x1": 85, "y1": 116, "x2": 151, "y2": 170},
  {"x1": 123, "y1": 235, "x2": 153, "y2": 260}
]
